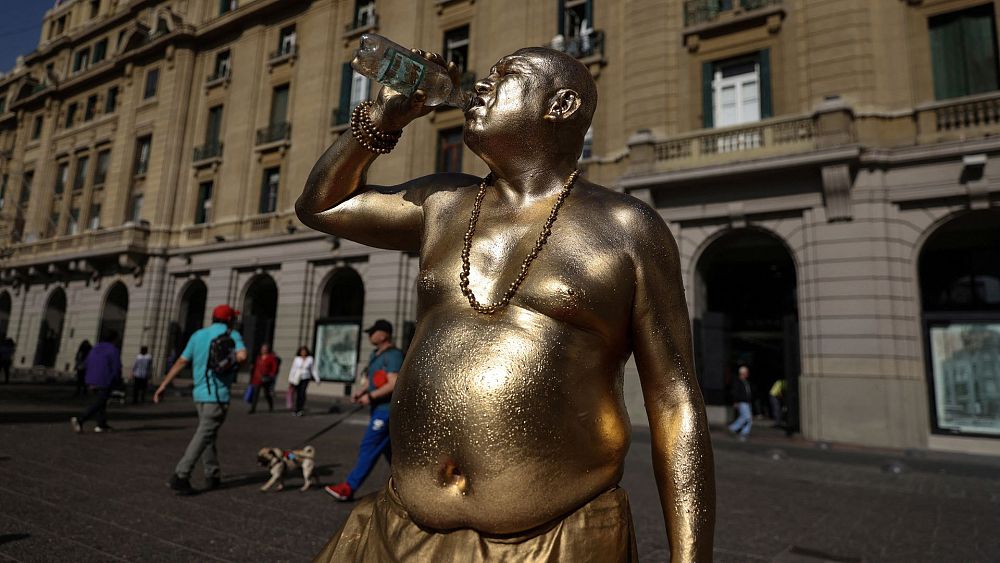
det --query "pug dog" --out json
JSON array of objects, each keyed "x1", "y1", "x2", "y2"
[{"x1": 257, "y1": 446, "x2": 317, "y2": 492}]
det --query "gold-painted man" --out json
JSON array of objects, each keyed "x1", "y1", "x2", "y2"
[{"x1": 299, "y1": 47, "x2": 715, "y2": 562}]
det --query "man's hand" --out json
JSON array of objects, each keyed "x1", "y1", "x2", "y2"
[
  {"x1": 357, "y1": 392, "x2": 371, "y2": 406},
  {"x1": 153, "y1": 385, "x2": 166, "y2": 404},
  {"x1": 369, "y1": 49, "x2": 461, "y2": 131}
]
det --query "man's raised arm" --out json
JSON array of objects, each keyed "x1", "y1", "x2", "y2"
[
  {"x1": 297, "y1": 51, "x2": 467, "y2": 252},
  {"x1": 628, "y1": 205, "x2": 716, "y2": 562}
]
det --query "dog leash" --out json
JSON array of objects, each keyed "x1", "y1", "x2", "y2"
[{"x1": 294, "y1": 404, "x2": 366, "y2": 448}]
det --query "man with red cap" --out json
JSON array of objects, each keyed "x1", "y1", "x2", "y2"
[{"x1": 154, "y1": 304, "x2": 247, "y2": 495}]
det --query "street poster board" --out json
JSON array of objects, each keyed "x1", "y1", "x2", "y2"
[
  {"x1": 314, "y1": 321, "x2": 360, "y2": 382},
  {"x1": 928, "y1": 322, "x2": 1000, "y2": 437}
]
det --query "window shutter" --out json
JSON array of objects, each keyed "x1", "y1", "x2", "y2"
[
  {"x1": 702, "y1": 61, "x2": 714, "y2": 129},
  {"x1": 759, "y1": 49, "x2": 773, "y2": 119},
  {"x1": 337, "y1": 62, "x2": 353, "y2": 125}
]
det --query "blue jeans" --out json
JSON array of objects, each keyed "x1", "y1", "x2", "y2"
[
  {"x1": 346, "y1": 409, "x2": 391, "y2": 491},
  {"x1": 728, "y1": 402, "x2": 752, "y2": 436}
]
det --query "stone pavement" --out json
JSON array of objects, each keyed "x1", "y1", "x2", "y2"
[{"x1": 1, "y1": 382, "x2": 998, "y2": 562}]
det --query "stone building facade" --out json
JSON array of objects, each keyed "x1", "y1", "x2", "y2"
[{"x1": 1, "y1": 0, "x2": 999, "y2": 455}]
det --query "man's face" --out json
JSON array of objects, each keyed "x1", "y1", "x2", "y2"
[
  {"x1": 464, "y1": 52, "x2": 549, "y2": 150},
  {"x1": 260, "y1": 344, "x2": 269, "y2": 355},
  {"x1": 368, "y1": 330, "x2": 389, "y2": 345},
  {"x1": 738, "y1": 368, "x2": 749, "y2": 380}
]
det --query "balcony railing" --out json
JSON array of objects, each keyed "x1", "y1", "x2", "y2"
[
  {"x1": 344, "y1": 13, "x2": 379, "y2": 36},
  {"x1": 550, "y1": 30, "x2": 605, "y2": 60},
  {"x1": 269, "y1": 43, "x2": 297, "y2": 63},
  {"x1": 916, "y1": 90, "x2": 1000, "y2": 144},
  {"x1": 256, "y1": 121, "x2": 291, "y2": 145},
  {"x1": 206, "y1": 68, "x2": 230, "y2": 85},
  {"x1": 630, "y1": 113, "x2": 818, "y2": 175},
  {"x1": 684, "y1": 0, "x2": 782, "y2": 27},
  {"x1": 7, "y1": 223, "x2": 151, "y2": 262},
  {"x1": 193, "y1": 141, "x2": 223, "y2": 162}
]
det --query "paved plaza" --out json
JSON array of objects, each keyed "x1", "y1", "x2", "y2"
[{"x1": 1, "y1": 382, "x2": 998, "y2": 562}]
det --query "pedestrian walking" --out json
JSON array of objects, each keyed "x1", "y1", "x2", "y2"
[
  {"x1": 324, "y1": 320, "x2": 402, "y2": 501},
  {"x1": 72, "y1": 340, "x2": 92, "y2": 396},
  {"x1": 70, "y1": 331, "x2": 121, "y2": 433},
  {"x1": 0, "y1": 336, "x2": 15, "y2": 384},
  {"x1": 769, "y1": 378, "x2": 786, "y2": 427},
  {"x1": 288, "y1": 346, "x2": 320, "y2": 416},
  {"x1": 153, "y1": 304, "x2": 247, "y2": 495},
  {"x1": 129, "y1": 346, "x2": 153, "y2": 404},
  {"x1": 249, "y1": 343, "x2": 279, "y2": 413},
  {"x1": 728, "y1": 365, "x2": 753, "y2": 441}
]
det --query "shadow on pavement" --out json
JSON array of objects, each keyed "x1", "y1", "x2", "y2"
[
  {"x1": 0, "y1": 533, "x2": 31, "y2": 546},
  {"x1": 0, "y1": 410, "x2": 197, "y2": 425}
]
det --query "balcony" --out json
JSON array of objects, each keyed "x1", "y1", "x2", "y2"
[
  {"x1": 4, "y1": 223, "x2": 151, "y2": 265},
  {"x1": 344, "y1": 13, "x2": 379, "y2": 40},
  {"x1": 915, "y1": 91, "x2": 1000, "y2": 145},
  {"x1": 684, "y1": 0, "x2": 782, "y2": 27},
  {"x1": 256, "y1": 121, "x2": 291, "y2": 146},
  {"x1": 268, "y1": 43, "x2": 298, "y2": 66},
  {"x1": 551, "y1": 30, "x2": 605, "y2": 62},
  {"x1": 205, "y1": 68, "x2": 230, "y2": 88},
  {"x1": 193, "y1": 141, "x2": 223, "y2": 165}
]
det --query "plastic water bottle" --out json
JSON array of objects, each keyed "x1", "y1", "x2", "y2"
[{"x1": 351, "y1": 34, "x2": 467, "y2": 108}]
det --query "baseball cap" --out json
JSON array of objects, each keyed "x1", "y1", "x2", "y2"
[
  {"x1": 364, "y1": 319, "x2": 393, "y2": 335},
  {"x1": 212, "y1": 304, "x2": 240, "y2": 322}
]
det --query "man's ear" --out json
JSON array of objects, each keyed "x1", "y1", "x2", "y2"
[{"x1": 543, "y1": 89, "x2": 582, "y2": 122}]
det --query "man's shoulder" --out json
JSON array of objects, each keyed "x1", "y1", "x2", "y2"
[{"x1": 574, "y1": 181, "x2": 673, "y2": 241}]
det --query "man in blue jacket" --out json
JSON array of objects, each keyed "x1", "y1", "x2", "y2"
[
  {"x1": 154, "y1": 304, "x2": 247, "y2": 495},
  {"x1": 71, "y1": 330, "x2": 121, "y2": 433}
]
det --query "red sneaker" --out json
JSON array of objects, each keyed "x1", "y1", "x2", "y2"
[{"x1": 324, "y1": 482, "x2": 353, "y2": 501}]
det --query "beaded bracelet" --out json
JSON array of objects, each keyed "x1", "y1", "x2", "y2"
[{"x1": 350, "y1": 101, "x2": 402, "y2": 154}]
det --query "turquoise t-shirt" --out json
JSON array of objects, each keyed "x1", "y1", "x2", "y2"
[
  {"x1": 367, "y1": 347, "x2": 403, "y2": 415},
  {"x1": 181, "y1": 322, "x2": 246, "y2": 403}
]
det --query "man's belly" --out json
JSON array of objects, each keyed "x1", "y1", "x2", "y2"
[{"x1": 389, "y1": 309, "x2": 631, "y2": 535}]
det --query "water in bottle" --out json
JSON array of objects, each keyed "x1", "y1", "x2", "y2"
[{"x1": 351, "y1": 34, "x2": 467, "y2": 108}]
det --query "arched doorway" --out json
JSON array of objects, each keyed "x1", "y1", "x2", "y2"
[
  {"x1": 0, "y1": 291, "x2": 10, "y2": 340},
  {"x1": 242, "y1": 274, "x2": 278, "y2": 364},
  {"x1": 34, "y1": 289, "x2": 67, "y2": 367},
  {"x1": 320, "y1": 267, "x2": 365, "y2": 321},
  {"x1": 694, "y1": 229, "x2": 800, "y2": 432},
  {"x1": 98, "y1": 282, "x2": 128, "y2": 346},
  {"x1": 919, "y1": 209, "x2": 1000, "y2": 438},
  {"x1": 169, "y1": 279, "x2": 207, "y2": 356}
]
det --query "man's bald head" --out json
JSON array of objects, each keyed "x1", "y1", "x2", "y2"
[{"x1": 513, "y1": 47, "x2": 598, "y2": 141}]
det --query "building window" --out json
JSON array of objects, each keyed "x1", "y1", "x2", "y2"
[
  {"x1": 206, "y1": 105, "x2": 224, "y2": 146},
  {"x1": 444, "y1": 26, "x2": 470, "y2": 74},
  {"x1": 20, "y1": 171, "x2": 33, "y2": 205},
  {"x1": 92, "y1": 38, "x2": 107, "y2": 63},
  {"x1": 0, "y1": 174, "x2": 7, "y2": 210},
  {"x1": 195, "y1": 181, "x2": 213, "y2": 224},
  {"x1": 88, "y1": 203, "x2": 101, "y2": 230},
  {"x1": 929, "y1": 4, "x2": 1000, "y2": 100},
  {"x1": 73, "y1": 48, "x2": 91, "y2": 73},
  {"x1": 31, "y1": 115, "x2": 43, "y2": 140},
  {"x1": 436, "y1": 128, "x2": 463, "y2": 173},
  {"x1": 354, "y1": 0, "x2": 375, "y2": 28},
  {"x1": 94, "y1": 149, "x2": 110, "y2": 187},
  {"x1": 55, "y1": 162, "x2": 69, "y2": 195},
  {"x1": 270, "y1": 84, "x2": 289, "y2": 126},
  {"x1": 67, "y1": 208, "x2": 80, "y2": 235},
  {"x1": 0, "y1": 96, "x2": 6, "y2": 114},
  {"x1": 259, "y1": 167, "x2": 279, "y2": 214},
  {"x1": 134, "y1": 136, "x2": 152, "y2": 176},
  {"x1": 278, "y1": 25, "x2": 297, "y2": 57},
  {"x1": 65, "y1": 102, "x2": 78, "y2": 128},
  {"x1": 90, "y1": 0, "x2": 101, "y2": 18},
  {"x1": 84, "y1": 95, "x2": 98, "y2": 121},
  {"x1": 559, "y1": 0, "x2": 593, "y2": 39},
  {"x1": 47, "y1": 211, "x2": 60, "y2": 238},
  {"x1": 143, "y1": 68, "x2": 159, "y2": 99},
  {"x1": 105, "y1": 86, "x2": 118, "y2": 113},
  {"x1": 337, "y1": 63, "x2": 369, "y2": 125},
  {"x1": 129, "y1": 193, "x2": 144, "y2": 223},
  {"x1": 212, "y1": 50, "x2": 231, "y2": 80},
  {"x1": 219, "y1": 0, "x2": 237, "y2": 15},
  {"x1": 74, "y1": 156, "x2": 89, "y2": 191},
  {"x1": 702, "y1": 50, "x2": 772, "y2": 129}
]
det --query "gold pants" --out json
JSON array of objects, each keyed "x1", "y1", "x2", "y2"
[{"x1": 314, "y1": 480, "x2": 638, "y2": 562}]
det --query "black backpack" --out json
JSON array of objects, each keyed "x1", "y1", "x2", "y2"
[{"x1": 207, "y1": 329, "x2": 238, "y2": 377}]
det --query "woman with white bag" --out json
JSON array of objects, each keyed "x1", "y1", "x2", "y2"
[{"x1": 288, "y1": 346, "x2": 320, "y2": 416}]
